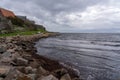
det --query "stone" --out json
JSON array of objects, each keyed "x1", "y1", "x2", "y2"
[
  {"x1": 0, "y1": 78, "x2": 3, "y2": 80},
  {"x1": 0, "y1": 66, "x2": 11, "y2": 78},
  {"x1": 0, "y1": 47, "x2": 6, "y2": 53},
  {"x1": 25, "y1": 66, "x2": 33, "y2": 74},
  {"x1": 0, "y1": 57, "x2": 12, "y2": 64},
  {"x1": 60, "y1": 74, "x2": 71, "y2": 80},
  {"x1": 16, "y1": 75, "x2": 32, "y2": 80},
  {"x1": 40, "y1": 75, "x2": 58, "y2": 80},
  {"x1": 54, "y1": 68, "x2": 68, "y2": 78},
  {"x1": 2, "y1": 51, "x2": 12, "y2": 57},
  {"x1": 14, "y1": 57, "x2": 28, "y2": 66},
  {"x1": 38, "y1": 66, "x2": 48, "y2": 75},
  {"x1": 28, "y1": 74, "x2": 36, "y2": 80}
]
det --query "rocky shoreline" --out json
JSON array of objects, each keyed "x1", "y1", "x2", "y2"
[{"x1": 0, "y1": 33, "x2": 80, "y2": 80}]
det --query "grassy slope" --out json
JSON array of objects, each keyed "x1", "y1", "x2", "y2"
[{"x1": 0, "y1": 29, "x2": 47, "y2": 37}]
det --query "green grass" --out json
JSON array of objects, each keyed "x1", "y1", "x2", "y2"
[{"x1": 0, "y1": 29, "x2": 47, "y2": 37}]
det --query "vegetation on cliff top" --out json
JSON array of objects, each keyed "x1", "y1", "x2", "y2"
[{"x1": 0, "y1": 15, "x2": 47, "y2": 37}]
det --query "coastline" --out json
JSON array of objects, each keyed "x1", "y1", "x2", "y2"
[{"x1": 0, "y1": 33, "x2": 80, "y2": 80}]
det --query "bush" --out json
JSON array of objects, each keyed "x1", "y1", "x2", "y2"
[{"x1": 7, "y1": 17, "x2": 24, "y2": 27}]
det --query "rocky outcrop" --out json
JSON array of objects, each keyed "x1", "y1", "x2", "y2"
[{"x1": 0, "y1": 33, "x2": 80, "y2": 80}]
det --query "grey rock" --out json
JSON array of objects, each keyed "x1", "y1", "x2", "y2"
[
  {"x1": 40, "y1": 75, "x2": 58, "y2": 80},
  {"x1": 0, "y1": 47, "x2": 6, "y2": 53},
  {"x1": 28, "y1": 74, "x2": 36, "y2": 80},
  {"x1": 25, "y1": 66, "x2": 33, "y2": 74},
  {"x1": 2, "y1": 51, "x2": 11, "y2": 57},
  {"x1": 0, "y1": 78, "x2": 3, "y2": 80},
  {"x1": 14, "y1": 57, "x2": 28, "y2": 66},
  {"x1": 60, "y1": 74, "x2": 71, "y2": 80},
  {"x1": 38, "y1": 66, "x2": 48, "y2": 75}
]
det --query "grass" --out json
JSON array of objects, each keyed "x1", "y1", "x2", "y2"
[{"x1": 0, "y1": 29, "x2": 47, "y2": 37}]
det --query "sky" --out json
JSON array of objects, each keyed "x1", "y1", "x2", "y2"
[{"x1": 0, "y1": 0, "x2": 120, "y2": 33}]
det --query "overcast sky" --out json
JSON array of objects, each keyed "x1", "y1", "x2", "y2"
[{"x1": 0, "y1": 0, "x2": 120, "y2": 33}]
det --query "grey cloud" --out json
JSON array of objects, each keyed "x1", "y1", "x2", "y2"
[{"x1": 0, "y1": 0, "x2": 120, "y2": 32}]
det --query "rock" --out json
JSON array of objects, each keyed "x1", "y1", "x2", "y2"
[
  {"x1": 2, "y1": 51, "x2": 12, "y2": 57},
  {"x1": 22, "y1": 54, "x2": 33, "y2": 61},
  {"x1": 25, "y1": 66, "x2": 33, "y2": 74},
  {"x1": 60, "y1": 74, "x2": 71, "y2": 80},
  {"x1": 38, "y1": 66, "x2": 49, "y2": 75},
  {"x1": 0, "y1": 66, "x2": 11, "y2": 78},
  {"x1": 14, "y1": 57, "x2": 28, "y2": 66},
  {"x1": 53, "y1": 68, "x2": 68, "y2": 78},
  {"x1": 16, "y1": 75, "x2": 32, "y2": 80},
  {"x1": 0, "y1": 57, "x2": 12, "y2": 64},
  {"x1": 40, "y1": 75, "x2": 58, "y2": 80},
  {"x1": 0, "y1": 78, "x2": 3, "y2": 80},
  {"x1": 0, "y1": 47, "x2": 6, "y2": 53},
  {"x1": 28, "y1": 74, "x2": 36, "y2": 80}
]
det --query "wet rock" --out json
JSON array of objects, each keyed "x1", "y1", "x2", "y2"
[
  {"x1": 0, "y1": 66, "x2": 11, "y2": 78},
  {"x1": 60, "y1": 74, "x2": 71, "y2": 80},
  {"x1": 14, "y1": 57, "x2": 28, "y2": 66},
  {"x1": 40, "y1": 75, "x2": 58, "y2": 80},
  {"x1": 54, "y1": 68, "x2": 68, "y2": 78}
]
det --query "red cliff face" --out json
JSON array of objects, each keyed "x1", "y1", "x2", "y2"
[{"x1": 0, "y1": 8, "x2": 15, "y2": 18}]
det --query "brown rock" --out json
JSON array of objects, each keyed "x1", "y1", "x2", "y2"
[{"x1": 0, "y1": 66, "x2": 11, "y2": 78}]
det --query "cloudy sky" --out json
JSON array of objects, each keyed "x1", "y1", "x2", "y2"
[{"x1": 0, "y1": 0, "x2": 120, "y2": 32}]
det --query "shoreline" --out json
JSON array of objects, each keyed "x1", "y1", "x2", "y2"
[{"x1": 0, "y1": 33, "x2": 80, "y2": 80}]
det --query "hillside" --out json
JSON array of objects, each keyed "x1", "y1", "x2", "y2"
[{"x1": 0, "y1": 8, "x2": 46, "y2": 36}]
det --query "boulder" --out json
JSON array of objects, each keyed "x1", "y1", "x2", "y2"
[
  {"x1": 0, "y1": 66, "x2": 11, "y2": 78},
  {"x1": 0, "y1": 78, "x2": 3, "y2": 80},
  {"x1": 53, "y1": 68, "x2": 68, "y2": 78},
  {"x1": 14, "y1": 57, "x2": 28, "y2": 66},
  {"x1": 16, "y1": 75, "x2": 32, "y2": 80},
  {"x1": 38, "y1": 66, "x2": 49, "y2": 75},
  {"x1": 25, "y1": 66, "x2": 33, "y2": 74},
  {"x1": 60, "y1": 74, "x2": 71, "y2": 80},
  {"x1": 0, "y1": 47, "x2": 6, "y2": 53},
  {"x1": 40, "y1": 75, "x2": 58, "y2": 80},
  {"x1": 2, "y1": 51, "x2": 12, "y2": 57},
  {"x1": 28, "y1": 74, "x2": 36, "y2": 80}
]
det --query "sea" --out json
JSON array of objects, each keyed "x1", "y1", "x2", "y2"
[{"x1": 35, "y1": 33, "x2": 120, "y2": 80}]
